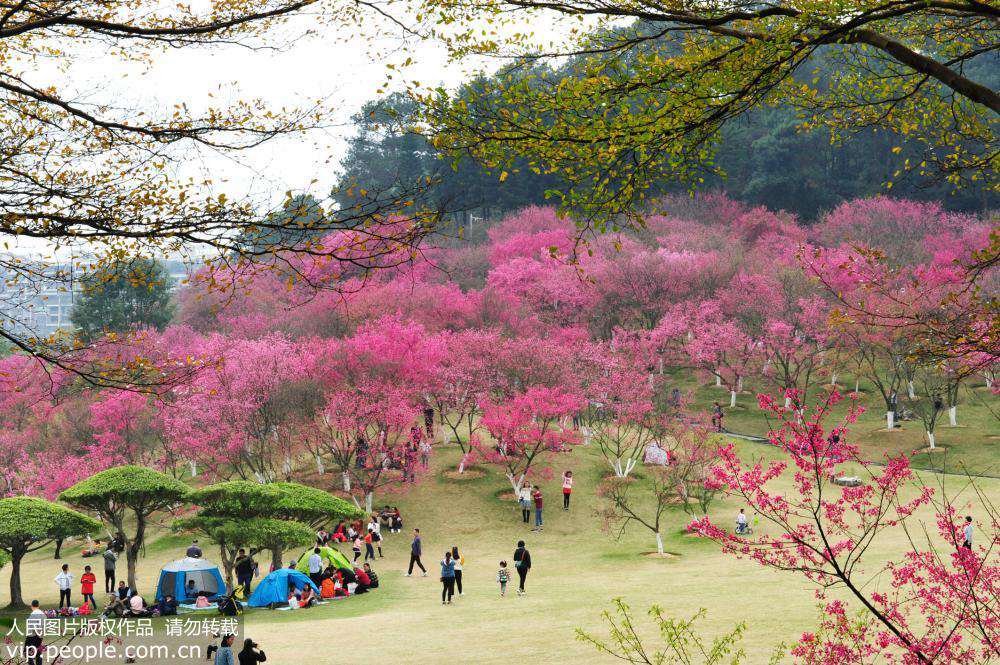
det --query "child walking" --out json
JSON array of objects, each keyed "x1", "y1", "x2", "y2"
[
  {"x1": 496, "y1": 561, "x2": 509, "y2": 597},
  {"x1": 562, "y1": 471, "x2": 573, "y2": 510},
  {"x1": 352, "y1": 535, "x2": 363, "y2": 563}
]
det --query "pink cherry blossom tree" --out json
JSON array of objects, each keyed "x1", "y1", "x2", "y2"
[
  {"x1": 476, "y1": 386, "x2": 582, "y2": 495},
  {"x1": 692, "y1": 391, "x2": 999, "y2": 663}
]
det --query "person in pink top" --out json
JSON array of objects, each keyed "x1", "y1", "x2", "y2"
[{"x1": 562, "y1": 471, "x2": 574, "y2": 511}]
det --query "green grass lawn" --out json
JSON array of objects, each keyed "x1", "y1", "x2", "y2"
[
  {"x1": 682, "y1": 372, "x2": 1000, "y2": 476},
  {"x1": 5, "y1": 433, "x2": 997, "y2": 664}
]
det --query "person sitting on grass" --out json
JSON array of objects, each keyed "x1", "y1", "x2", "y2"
[
  {"x1": 115, "y1": 581, "x2": 133, "y2": 602},
  {"x1": 105, "y1": 593, "x2": 127, "y2": 617},
  {"x1": 127, "y1": 592, "x2": 149, "y2": 617},
  {"x1": 353, "y1": 567, "x2": 371, "y2": 594},
  {"x1": 331, "y1": 521, "x2": 347, "y2": 543},
  {"x1": 158, "y1": 594, "x2": 178, "y2": 616},
  {"x1": 298, "y1": 584, "x2": 317, "y2": 608},
  {"x1": 363, "y1": 563, "x2": 379, "y2": 589},
  {"x1": 320, "y1": 575, "x2": 337, "y2": 599}
]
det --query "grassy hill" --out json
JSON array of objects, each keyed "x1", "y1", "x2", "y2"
[{"x1": 4, "y1": 433, "x2": 997, "y2": 663}]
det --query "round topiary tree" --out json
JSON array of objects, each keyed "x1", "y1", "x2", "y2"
[
  {"x1": 0, "y1": 497, "x2": 101, "y2": 608},
  {"x1": 174, "y1": 516, "x2": 315, "y2": 588},
  {"x1": 59, "y1": 465, "x2": 190, "y2": 590},
  {"x1": 189, "y1": 481, "x2": 362, "y2": 571}
]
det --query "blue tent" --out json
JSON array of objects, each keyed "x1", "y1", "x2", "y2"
[
  {"x1": 155, "y1": 557, "x2": 226, "y2": 602},
  {"x1": 246, "y1": 569, "x2": 319, "y2": 608}
]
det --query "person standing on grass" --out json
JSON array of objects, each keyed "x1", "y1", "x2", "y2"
[
  {"x1": 961, "y1": 516, "x2": 974, "y2": 549},
  {"x1": 234, "y1": 549, "x2": 256, "y2": 595},
  {"x1": 450, "y1": 546, "x2": 465, "y2": 596},
  {"x1": 364, "y1": 529, "x2": 376, "y2": 562},
  {"x1": 513, "y1": 540, "x2": 531, "y2": 595},
  {"x1": 80, "y1": 565, "x2": 96, "y2": 609},
  {"x1": 518, "y1": 484, "x2": 532, "y2": 524},
  {"x1": 55, "y1": 563, "x2": 73, "y2": 608},
  {"x1": 439, "y1": 551, "x2": 456, "y2": 604},
  {"x1": 407, "y1": 528, "x2": 427, "y2": 576},
  {"x1": 562, "y1": 471, "x2": 573, "y2": 510},
  {"x1": 307, "y1": 548, "x2": 323, "y2": 588},
  {"x1": 352, "y1": 534, "x2": 363, "y2": 563},
  {"x1": 496, "y1": 561, "x2": 509, "y2": 597},
  {"x1": 367, "y1": 514, "x2": 383, "y2": 557},
  {"x1": 103, "y1": 544, "x2": 118, "y2": 593},
  {"x1": 25, "y1": 599, "x2": 44, "y2": 665},
  {"x1": 532, "y1": 486, "x2": 544, "y2": 531}
]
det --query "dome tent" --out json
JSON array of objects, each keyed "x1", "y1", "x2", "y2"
[
  {"x1": 246, "y1": 568, "x2": 319, "y2": 608},
  {"x1": 155, "y1": 557, "x2": 226, "y2": 602},
  {"x1": 294, "y1": 546, "x2": 353, "y2": 575}
]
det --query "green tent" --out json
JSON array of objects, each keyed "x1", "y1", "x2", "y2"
[{"x1": 295, "y1": 546, "x2": 353, "y2": 574}]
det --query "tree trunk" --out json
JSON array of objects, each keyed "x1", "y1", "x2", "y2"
[
  {"x1": 127, "y1": 516, "x2": 145, "y2": 591},
  {"x1": 830, "y1": 372, "x2": 838, "y2": 386},
  {"x1": 715, "y1": 374, "x2": 722, "y2": 387},
  {"x1": 926, "y1": 430, "x2": 936, "y2": 449},
  {"x1": 736, "y1": 376, "x2": 743, "y2": 392},
  {"x1": 342, "y1": 472, "x2": 351, "y2": 492},
  {"x1": 189, "y1": 460, "x2": 198, "y2": 477},
  {"x1": 908, "y1": 381, "x2": 915, "y2": 399},
  {"x1": 655, "y1": 531, "x2": 664, "y2": 555},
  {"x1": 53, "y1": 538, "x2": 63, "y2": 560},
  {"x1": 729, "y1": 390, "x2": 737, "y2": 408},
  {"x1": 7, "y1": 553, "x2": 25, "y2": 609},
  {"x1": 948, "y1": 406, "x2": 957, "y2": 427},
  {"x1": 855, "y1": 378, "x2": 860, "y2": 393},
  {"x1": 457, "y1": 457, "x2": 466, "y2": 474},
  {"x1": 365, "y1": 493, "x2": 374, "y2": 514},
  {"x1": 886, "y1": 411, "x2": 895, "y2": 431},
  {"x1": 315, "y1": 455, "x2": 324, "y2": 474},
  {"x1": 271, "y1": 548, "x2": 283, "y2": 572},
  {"x1": 784, "y1": 395, "x2": 792, "y2": 409},
  {"x1": 986, "y1": 376, "x2": 994, "y2": 389},
  {"x1": 657, "y1": 358, "x2": 663, "y2": 375}
]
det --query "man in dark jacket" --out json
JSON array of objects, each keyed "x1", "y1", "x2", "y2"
[
  {"x1": 234, "y1": 549, "x2": 256, "y2": 594},
  {"x1": 406, "y1": 528, "x2": 426, "y2": 576}
]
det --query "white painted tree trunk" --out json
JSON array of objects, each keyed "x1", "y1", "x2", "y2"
[
  {"x1": 655, "y1": 531, "x2": 664, "y2": 555},
  {"x1": 986, "y1": 376, "x2": 994, "y2": 389},
  {"x1": 189, "y1": 461, "x2": 197, "y2": 477},
  {"x1": 457, "y1": 457, "x2": 466, "y2": 474},
  {"x1": 715, "y1": 374, "x2": 722, "y2": 387},
  {"x1": 948, "y1": 406, "x2": 957, "y2": 427},
  {"x1": 886, "y1": 411, "x2": 895, "y2": 431},
  {"x1": 658, "y1": 358, "x2": 664, "y2": 375},
  {"x1": 315, "y1": 455, "x2": 324, "y2": 474},
  {"x1": 855, "y1": 378, "x2": 860, "y2": 393},
  {"x1": 253, "y1": 471, "x2": 266, "y2": 483},
  {"x1": 730, "y1": 390, "x2": 737, "y2": 408},
  {"x1": 908, "y1": 381, "x2": 915, "y2": 399},
  {"x1": 926, "y1": 431, "x2": 936, "y2": 449},
  {"x1": 342, "y1": 472, "x2": 351, "y2": 492},
  {"x1": 365, "y1": 493, "x2": 374, "y2": 514},
  {"x1": 830, "y1": 372, "x2": 838, "y2": 386},
  {"x1": 283, "y1": 456, "x2": 292, "y2": 477},
  {"x1": 784, "y1": 395, "x2": 792, "y2": 409},
  {"x1": 582, "y1": 427, "x2": 593, "y2": 446},
  {"x1": 648, "y1": 373, "x2": 655, "y2": 388},
  {"x1": 507, "y1": 472, "x2": 525, "y2": 495},
  {"x1": 736, "y1": 376, "x2": 743, "y2": 392}
]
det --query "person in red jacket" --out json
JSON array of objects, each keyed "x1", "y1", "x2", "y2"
[
  {"x1": 80, "y1": 565, "x2": 97, "y2": 608},
  {"x1": 531, "y1": 487, "x2": 544, "y2": 531}
]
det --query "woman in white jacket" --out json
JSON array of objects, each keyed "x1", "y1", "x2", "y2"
[{"x1": 518, "y1": 485, "x2": 532, "y2": 524}]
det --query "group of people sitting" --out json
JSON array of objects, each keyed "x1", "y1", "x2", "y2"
[
  {"x1": 287, "y1": 562, "x2": 379, "y2": 609},
  {"x1": 104, "y1": 581, "x2": 178, "y2": 618}
]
